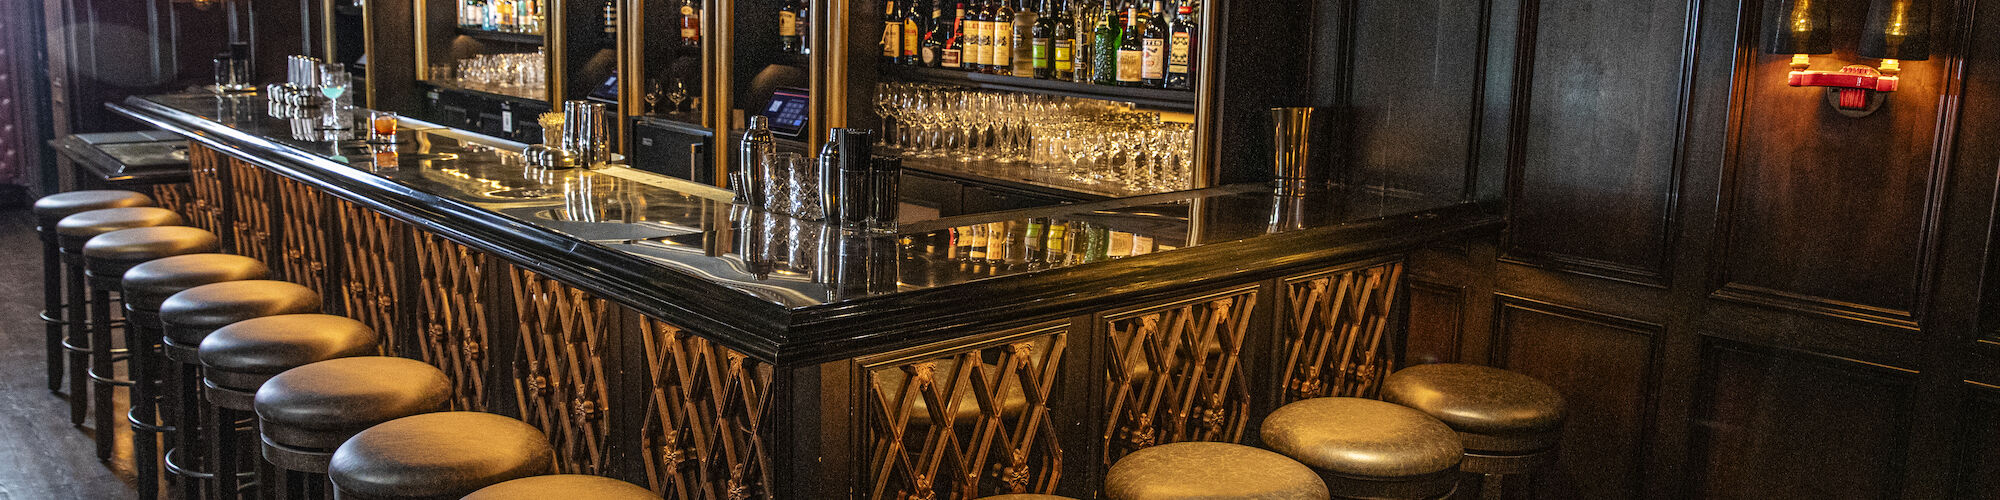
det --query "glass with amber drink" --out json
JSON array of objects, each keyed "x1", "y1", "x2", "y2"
[{"x1": 368, "y1": 110, "x2": 398, "y2": 143}]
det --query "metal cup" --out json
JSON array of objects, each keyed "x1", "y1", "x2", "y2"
[{"x1": 1271, "y1": 106, "x2": 1322, "y2": 194}]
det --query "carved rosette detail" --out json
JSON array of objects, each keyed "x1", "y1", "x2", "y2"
[
  {"x1": 1103, "y1": 288, "x2": 1258, "y2": 466},
  {"x1": 508, "y1": 267, "x2": 613, "y2": 475},
  {"x1": 1278, "y1": 262, "x2": 1404, "y2": 404},
  {"x1": 864, "y1": 331, "x2": 1069, "y2": 500}
]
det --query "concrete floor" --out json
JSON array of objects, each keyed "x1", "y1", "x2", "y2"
[{"x1": 0, "y1": 208, "x2": 140, "y2": 499}]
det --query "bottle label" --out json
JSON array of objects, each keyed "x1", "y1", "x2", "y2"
[
  {"x1": 992, "y1": 25, "x2": 1012, "y2": 67},
  {"x1": 1032, "y1": 37, "x2": 1050, "y2": 68},
  {"x1": 778, "y1": 12, "x2": 797, "y2": 36},
  {"x1": 968, "y1": 21, "x2": 987, "y2": 65},
  {"x1": 1141, "y1": 38, "x2": 1165, "y2": 79},
  {"x1": 680, "y1": 6, "x2": 699, "y2": 39},
  {"x1": 903, "y1": 20, "x2": 920, "y2": 56},
  {"x1": 943, "y1": 48, "x2": 962, "y2": 68},
  {"x1": 883, "y1": 23, "x2": 901, "y2": 56},
  {"x1": 1168, "y1": 32, "x2": 1191, "y2": 71},
  {"x1": 1054, "y1": 41, "x2": 1073, "y2": 71},
  {"x1": 1117, "y1": 49, "x2": 1142, "y2": 82}
]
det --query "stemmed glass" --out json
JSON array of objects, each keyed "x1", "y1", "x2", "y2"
[
  {"x1": 319, "y1": 64, "x2": 353, "y2": 131},
  {"x1": 874, "y1": 83, "x2": 899, "y2": 148}
]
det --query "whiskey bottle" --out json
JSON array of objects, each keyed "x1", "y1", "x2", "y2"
[
  {"x1": 778, "y1": 0, "x2": 803, "y2": 53},
  {"x1": 965, "y1": 0, "x2": 990, "y2": 72},
  {"x1": 679, "y1": 0, "x2": 702, "y2": 47},
  {"x1": 991, "y1": 0, "x2": 1016, "y2": 75}
]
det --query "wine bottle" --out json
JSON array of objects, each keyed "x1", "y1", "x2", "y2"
[
  {"x1": 923, "y1": 2, "x2": 949, "y2": 67},
  {"x1": 1165, "y1": 2, "x2": 1194, "y2": 89},
  {"x1": 1090, "y1": 0, "x2": 1119, "y2": 85},
  {"x1": 901, "y1": 0, "x2": 924, "y2": 64},
  {"x1": 942, "y1": 2, "x2": 966, "y2": 69},
  {"x1": 1115, "y1": 4, "x2": 1143, "y2": 86},
  {"x1": 1140, "y1": 0, "x2": 1167, "y2": 87},
  {"x1": 679, "y1": 0, "x2": 701, "y2": 47},
  {"x1": 779, "y1": 0, "x2": 803, "y2": 53},
  {"x1": 991, "y1": 0, "x2": 1015, "y2": 75},
  {"x1": 883, "y1": 0, "x2": 903, "y2": 63},
  {"x1": 1032, "y1": 0, "x2": 1055, "y2": 79},
  {"x1": 1072, "y1": 1, "x2": 1093, "y2": 82},
  {"x1": 1051, "y1": 0, "x2": 1075, "y2": 80}
]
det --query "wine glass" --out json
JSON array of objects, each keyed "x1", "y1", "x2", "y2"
[
  {"x1": 644, "y1": 80, "x2": 662, "y2": 114},
  {"x1": 666, "y1": 78, "x2": 690, "y2": 112},
  {"x1": 320, "y1": 64, "x2": 351, "y2": 103}
]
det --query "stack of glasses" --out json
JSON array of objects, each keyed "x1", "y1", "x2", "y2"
[
  {"x1": 873, "y1": 82, "x2": 1195, "y2": 194},
  {"x1": 439, "y1": 50, "x2": 548, "y2": 100}
]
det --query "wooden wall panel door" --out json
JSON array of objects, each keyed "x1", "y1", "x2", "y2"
[
  {"x1": 1493, "y1": 295, "x2": 1660, "y2": 500},
  {"x1": 1339, "y1": 0, "x2": 1486, "y2": 197},
  {"x1": 1688, "y1": 339, "x2": 1918, "y2": 499},
  {"x1": 1402, "y1": 279, "x2": 1464, "y2": 365},
  {"x1": 1960, "y1": 382, "x2": 2000, "y2": 500},
  {"x1": 1503, "y1": 0, "x2": 1690, "y2": 286}
]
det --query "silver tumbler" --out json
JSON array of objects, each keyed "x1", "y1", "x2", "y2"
[{"x1": 1271, "y1": 106, "x2": 1322, "y2": 194}]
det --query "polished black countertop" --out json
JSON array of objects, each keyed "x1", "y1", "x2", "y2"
[{"x1": 114, "y1": 93, "x2": 1500, "y2": 364}]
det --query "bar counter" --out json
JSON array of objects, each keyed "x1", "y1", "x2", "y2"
[{"x1": 113, "y1": 92, "x2": 1499, "y2": 498}]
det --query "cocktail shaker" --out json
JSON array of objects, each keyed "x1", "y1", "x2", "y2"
[
  {"x1": 1271, "y1": 106, "x2": 1322, "y2": 194},
  {"x1": 735, "y1": 116, "x2": 776, "y2": 205}
]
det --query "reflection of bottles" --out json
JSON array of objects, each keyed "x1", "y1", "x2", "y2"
[
  {"x1": 965, "y1": 223, "x2": 988, "y2": 262},
  {"x1": 1045, "y1": 220, "x2": 1068, "y2": 265}
]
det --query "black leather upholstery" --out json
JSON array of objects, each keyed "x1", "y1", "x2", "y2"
[
  {"x1": 81, "y1": 226, "x2": 220, "y2": 282},
  {"x1": 328, "y1": 412, "x2": 555, "y2": 500},
  {"x1": 34, "y1": 190, "x2": 155, "y2": 228},
  {"x1": 121, "y1": 254, "x2": 271, "y2": 312},
  {"x1": 462, "y1": 475, "x2": 662, "y2": 500},
  {"x1": 1380, "y1": 364, "x2": 1567, "y2": 454},
  {"x1": 159, "y1": 280, "x2": 322, "y2": 348},
  {"x1": 255, "y1": 357, "x2": 453, "y2": 450},
  {"x1": 198, "y1": 314, "x2": 378, "y2": 391},
  {"x1": 55, "y1": 207, "x2": 184, "y2": 251},
  {"x1": 1104, "y1": 442, "x2": 1330, "y2": 500},
  {"x1": 1262, "y1": 397, "x2": 1462, "y2": 479}
]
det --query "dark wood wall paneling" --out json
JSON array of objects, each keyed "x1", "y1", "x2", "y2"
[{"x1": 1337, "y1": 0, "x2": 2000, "y2": 496}]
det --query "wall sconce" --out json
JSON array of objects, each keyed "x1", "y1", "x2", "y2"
[{"x1": 1762, "y1": 0, "x2": 1931, "y2": 117}]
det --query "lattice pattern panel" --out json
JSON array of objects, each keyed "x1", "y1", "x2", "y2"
[
  {"x1": 1101, "y1": 287, "x2": 1256, "y2": 466},
  {"x1": 507, "y1": 266, "x2": 612, "y2": 474},
  {"x1": 1278, "y1": 262, "x2": 1404, "y2": 403},
  {"x1": 184, "y1": 146, "x2": 227, "y2": 236},
  {"x1": 224, "y1": 157, "x2": 273, "y2": 262},
  {"x1": 150, "y1": 182, "x2": 195, "y2": 225},
  {"x1": 273, "y1": 176, "x2": 331, "y2": 295},
  {"x1": 864, "y1": 326, "x2": 1069, "y2": 500},
  {"x1": 332, "y1": 198, "x2": 406, "y2": 356},
  {"x1": 639, "y1": 319, "x2": 776, "y2": 500},
  {"x1": 412, "y1": 232, "x2": 495, "y2": 412}
]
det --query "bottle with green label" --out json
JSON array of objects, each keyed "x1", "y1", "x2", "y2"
[
  {"x1": 1090, "y1": 0, "x2": 1120, "y2": 85},
  {"x1": 1032, "y1": 0, "x2": 1055, "y2": 78}
]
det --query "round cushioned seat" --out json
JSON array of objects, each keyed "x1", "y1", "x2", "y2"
[
  {"x1": 198, "y1": 314, "x2": 378, "y2": 407},
  {"x1": 1380, "y1": 364, "x2": 1566, "y2": 455},
  {"x1": 121, "y1": 254, "x2": 271, "y2": 313},
  {"x1": 255, "y1": 357, "x2": 452, "y2": 473},
  {"x1": 329, "y1": 412, "x2": 555, "y2": 500},
  {"x1": 34, "y1": 190, "x2": 155, "y2": 229},
  {"x1": 56, "y1": 207, "x2": 185, "y2": 251},
  {"x1": 1104, "y1": 442, "x2": 1329, "y2": 500},
  {"x1": 159, "y1": 280, "x2": 321, "y2": 361},
  {"x1": 1262, "y1": 397, "x2": 1462, "y2": 499},
  {"x1": 463, "y1": 475, "x2": 661, "y2": 500},
  {"x1": 81, "y1": 226, "x2": 220, "y2": 286}
]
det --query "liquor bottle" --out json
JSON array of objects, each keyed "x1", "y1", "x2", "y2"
[
  {"x1": 1031, "y1": 0, "x2": 1055, "y2": 79},
  {"x1": 679, "y1": 0, "x2": 702, "y2": 47},
  {"x1": 967, "y1": 0, "x2": 991, "y2": 72},
  {"x1": 601, "y1": 0, "x2": 616, "y2": 37},
  {"x1": 990, "y1": 0, "x2": 1015, "y2": 75},
  {"x1": 1050, "y1": 0, "x2": 1075, "y2": 80},
  {"x1": 1114, "y1": 3, "x2": 1143, "y2": 86},
  {"x1": 1010, "y1": 3, "x2": 1037, "y2": 76},
  {"x1": 901, "y1": 0, "x2": 923, "y2": 65},
  {"x1": 779, "y1": 0, "x2": 803, "y2": 53},
  {"x1": 883, "y1": 0, "x2": 903, "y2": 63},
  {"x1": 1140, "y1": 0, "x2": 1168, "y2": 87},
  {"x1": 1090, "y1": 0, "x2": 1119, "y2": 85},
  {"x1": 942, "y1": 2, "x2": 966, "y2": 69},
  {"x1": 1072, "y1": 1, "x2": 1094, "y2": 82},
  {"x1": 923, "y1": 1, "x2": 950, "y2": 66},
  {"x1": 1165, "y1": 2, "x2": 1194, "y2": 89}
]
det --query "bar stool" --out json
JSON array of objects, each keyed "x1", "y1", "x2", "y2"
[
  {"x1": 81, "y1": 226, "x2": 217, "y2": 464},
  {"x1": 1103, "y1": 442, "x2": 1329, "y2": 500},
  {"x1": 256, "y1": 357, "x2": 452, "y2": 500},
  {"x1": 1380, "y1": 364, "x2": 1566, "y2": 500},
  {"x1": 33, "y1": 190, "x2": 155, "y2": 396},
  {"x1": 1261, "y1": 397, "x2": 1463, "y2": 499},
  {"x1": 462, "y1": 475, "x2": 661, "y2": 500},
  {"x1": 60, "y1": 207, "x2": 187, "y2": 454},
  {"x1": 199, "y1": 314, "x2": 379, "y2": 500},
  {"x1": 124, "y1": 253, "x2": 272, "y2": 500},
  {"x1": 161, "y1": 280, "x2": 323, "y2": 500},
  {"x1": 328, "y1": 412, "x2": 555, "y2": 500}
]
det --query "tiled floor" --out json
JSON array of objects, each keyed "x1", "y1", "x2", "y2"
[{"x1": 0, "y1": 208, "x2": 140, "y2": 499}]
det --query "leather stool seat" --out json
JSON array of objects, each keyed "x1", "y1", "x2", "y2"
[
  {"x1": 329, "y1": 412, "x2": 555, "y2": 500},
  {"x1": 1262, "y1": 397, "x2": 1462, "y2": 499},
  {"x1": 35, "y1": 190, "x2": 155, "y2": 228},
  {"x1": 256, "y1": 357, "x2": 452, "y2": 471},
  {"x1": 122, "y1": 254, "x2": 271, "y2": 313},
  {"x1": 82, "y1": 226, "x2": 220, "y2": 287},
  {"x1": 198, "y1": 314, "x2": 378, "y2": 410},
  {"x1": 463, "y1": 475, "x2": 661, "y2": 500},
  {"x1": 1380, "y1": 364, "x2": 1566, "y2": 456},
  {"x1": 1104, "y1": 442, "x2": 1329, "y2": 500},
  {"x1": 56, "y1": 207, "x2": 184, "y2": 251},
  {"x1": 159, "y1": 280, "x2": 321, "y2": 361}
]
